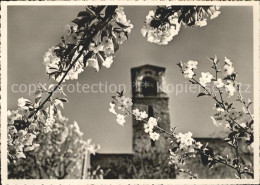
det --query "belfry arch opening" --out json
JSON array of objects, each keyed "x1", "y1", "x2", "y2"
[{"x1": 142, "y1": 76, "x2": 157, "y2": 96}]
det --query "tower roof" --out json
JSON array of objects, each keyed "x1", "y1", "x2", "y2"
[{"x1": 131, "y1": 64, "x2": 166, "y2": 72}]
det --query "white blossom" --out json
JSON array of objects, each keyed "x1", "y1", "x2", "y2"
[
  {"x1": 176, "y1": 132, "x2": 194, "y2": 149},
  {"x1": 116, "y1": 114, "x2": 126, "y2": 126},
  {"x1": 102, "y1": 56, "x2": 114, "y2": 68},
  {"x1": 23, "y1": 133, "x2": 36, "y2": 146},
  {"x1": 8, "y1": 126, "x2": 17, "y2": 135},
  {"x1": 87, "y1": 57, "x2": 100, "y2": 72},
  {"x1": 225, "y1": 83, "x2": 236, "y2": 97},
  {"x1": 141, "y1": 11, "x2": 181, "y2": 45},
  {"x1": 71, "y1": 121, "x2": 83, "y2": 137},
  {"x1": 208, "y1": 6, "x2": 221, "y2": 19},
  {"x1": 199, "y1": 72, "x2": 213, "y2": 87},
  {"x1": 116, "y1": 96, "x2": 133, "y2": 110},
  {"x1": 210, "y1": 10, "x2": 221, "y2": 19},
  {"x1": 24, "y1": 143, "x2": 40, "y2": 152},
  {"x1": 223, "y1": 65, "x2": 234, "y2": 76},
  {"x1": 147, "y1": 117, "x2": 158, "y2": 128},
  {"x1": 149, "y1": 132, "x2": 160, "y2": 141},
  {"x1": 133, "y1": 109, "x2": 148, "y2": 121},
  {"x1": 195, "y1": 19, "x2": 207, "y2": 27},
  {"x1": 89, "y1": 43, "x2": 104, "y2": 54},
  {"x1": 18, "y1": 97, "x2": 30, "y2": 110},
  {"x1": 196, "y1": 142, "x2": 203, "y2": 149},
  {"x1": 101, "y1": 36, "x2": 114, "y2": 55},
  {"x1": 183, "y1": 68, "x2": 194, "y2": 79},
  {"x1": 213, "y1": 78, "x2": 224, "y2": 88},
  {"x1": 109, "y1": 102, "x2": 117, "y2": 115},
  {"x1": 224, "y1": 56, "x2": 233, "y2": 66},
  {"x1": 186, "y1": 60, "x2": 198, "y2": 69}
]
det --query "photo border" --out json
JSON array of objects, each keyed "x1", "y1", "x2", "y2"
[{"x1": 1, "y1": 1, "x2": 259, "y2": 184}]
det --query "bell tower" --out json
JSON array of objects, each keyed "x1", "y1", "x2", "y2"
[{"x1": 131, "y1": 64, "x2": 170, "y2": 153}]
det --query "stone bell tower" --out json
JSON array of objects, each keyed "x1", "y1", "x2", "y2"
[{"x1": 131, "y1": 64, "x2": 170, "y2": 153}]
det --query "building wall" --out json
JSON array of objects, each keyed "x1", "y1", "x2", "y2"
[
  {"x1": 132, "y1": 97, "x2": 171, "y2": 154},
  {"x1": 176, "y1": 138, "x2": 253, "y2": 179}
]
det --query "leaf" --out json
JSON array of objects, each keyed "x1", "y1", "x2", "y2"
[
  {"x1": 245, "y1": 133, "x2": 254, "y2": 145},
  {"x1": 172, "y1": 147, "x2": 178, "y2": 152},
  {"x1": 248, "y1": 120, "x2": 254, "y2": 128},
  {"x1": 85, "y1": 6, "x2": 96, "y2": 16},
  {"x1": 116, "y1": 21, "x2": 130, "y2": 29},
  {"x1": 58, "y1": 98, "x2": 68, "y2": 102},
  {"x1": 98, "y1": 6, "x2": 107, "y2": 18},
  {"x1": 177, "y1": 62, "x2": 183, "y2": 69},
  {"x1": 96, "y1": 52, "x2": 105, "y2": 69},
  {"x1": 244, "y1": 171, "x2": 254, "y2": 178},
  {"x1": 208, "y1": 160, "x2": 216, "y2": 169},
  {"x1": 234, "y1": 173, "x2": 240, "y2": 179},
  {"x1": 41, "y1": 110, "x2": 48, "y2": 119},
  {"x1": 38, "y1": 83, "x2": 47, "y2": 92},
  {"x1": 112, "y1": 36, "x2": 119, "y2": 53},
  {"x1": 101, "y1": 30, "x2": 108, "y2": 38},
  {"x1": 72, "y1": 16, "x2": 93, "y2": 28},
  {"x1": 228, "y1": 131, "x2": 238, "y2": 140},
  {"x1": 35, "y1": 97, "x2": 41, "y2": 105},
  {"x1": 223, "y1": 76, "x2": 231, "y2": 81},
  {"x1": 35, "y1": 89, "x2": 42, "y2": 97},
  {"x1": 232, "y1": 158, "x2": 239, "y2": 166},
  {"x1": 208, "y1": 57, "x2": 215, "y2": 62},
  {"x1": 48, "y1": 84, "x2": 56, "y2": 91},
  {"x1": 78, "y1": 11, "x2": 91, "y2": 17},
  {"x1": 238, "y1": 132, "x2": 246, "y2": 138},
  {"x1": 117, "y1": 90, "x2": 124, "y2": 97},
  {"x1": 248, "y1": 101, "x2": 253, "y2": 107},
  {"x1": 58, "y1": 87, "x2": 67, "y2": 97},
  {"x1": 83, "y1": 51, "x2": 93, "y2": 67},
  {"x1": 197, "y1": 92, "x2": 209, "y2": 97},
  {"x1": 227, "y1": 103, "x2": 233, "y2": 110},
  {"x1": 217, "y1": 156, "x2": 225, "y2": 161},
  {"x1": 54, "y1": 72, "x2": 62, "y2": 80},
  {"x1": 54, "y1": 99, "x2": 64, "y2": 109},
  {"x1": 72, "y1": 18, "x2": 81, "y2": 25},
  {"x1": 104, "y1": 6, "x2": 117, "y2": 19}
]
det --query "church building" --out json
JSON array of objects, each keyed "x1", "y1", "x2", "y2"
[
  {"x1": 90, "y1": 64, "x2": 173, "y2": 178},
  {"x1": 90, "y1": 64, "x2": 253, "y2": 179}
]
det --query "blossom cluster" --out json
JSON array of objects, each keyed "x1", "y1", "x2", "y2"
[
  {"x1": 211, "y1": 108, "x2": 251, "y2": 130},
  {"x1": 178, "y1": 56, "x2": 237, "y2": 97},
  {"x1": 43, "y1": 6, "x2": 133, "y2": 82},
  {"x1": 169, "y1": 132, "x2": 203, "y2": 166},
  {"x1": 109, "y1": 94, "x2": 133, "y2": 126},
  {"x1": 195, "y1": 6, "x2": 221, "y2": 27},
  {"x1": 8, "y1": 97, "x2": 47, "y2": 160},
  {"x1": 141, "y1": 6, "x2": 221, "y2": 45},
  {"x1": 9, "y1": 109, "x2": 100, "y2": 178},
  {"x1": 179, "y1": 60, "x2": 198, "y2": 79},
  {"x1": 109, "y1": 92, "x2": 160, "y2": 141},
  {"x1": 144, "y1": 117, "x2": 160, "y2": 141},
  {"x1": 179, "y1": 56, "x2": 254, "y2": 151},
  {"x1": 141, "y1": 10, "x2": 181, "y2": 45},
  {"x1": 35, "y1": 111, "x2": 100, "y2": 172},
  {"x1": 43, "y1": 46, "x2": 85, "y2": 82}
]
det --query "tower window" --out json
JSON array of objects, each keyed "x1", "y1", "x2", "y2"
[{"x1": 142, "y1": 76, "x2": 157, "y2": 96}]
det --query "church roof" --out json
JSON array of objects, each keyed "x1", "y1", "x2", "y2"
[{"x1": 131, "y1": 64, "x2": 166, "y2": 72}]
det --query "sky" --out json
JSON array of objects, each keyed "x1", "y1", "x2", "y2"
[{"x1": 7, "y1": 6, "x2": 253, "y2": 153}]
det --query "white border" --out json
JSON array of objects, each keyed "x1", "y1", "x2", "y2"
[{"x1": 1, "y1": 1, "x2": 259, "y2": 184}]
